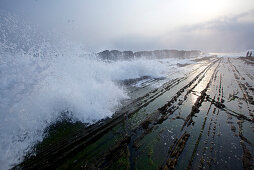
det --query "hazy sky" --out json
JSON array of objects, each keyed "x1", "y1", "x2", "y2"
[{"x1": 0, "y1": 0, "x2": 254, "y2": 52}]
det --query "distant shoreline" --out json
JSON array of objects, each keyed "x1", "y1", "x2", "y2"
[{"x1": 97, "y1": 49, "x2": 202, "y2": 60}]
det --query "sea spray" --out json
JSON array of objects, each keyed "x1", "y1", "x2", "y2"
[{"x1": 0, "y1": 12, "x2": 193, "y2": 169}]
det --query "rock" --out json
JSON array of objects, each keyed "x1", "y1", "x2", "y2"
[
  {"x1": 231, "y1": 125, "x2": 236, "y2": 132},
  {"x1": 97, "y1": 49, "x2": 201, "y2": 61}
]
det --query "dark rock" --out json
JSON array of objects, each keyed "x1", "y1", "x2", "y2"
[
  {"x1": 141, "y1": 120, "x2": 151, "y2": 129},
  {"x1": 97, "y1": 49, "x2": 202, "y2": 61}
]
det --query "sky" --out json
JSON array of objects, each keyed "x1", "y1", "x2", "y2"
[{"x1": 0, "y1": 0, "x2": 254, "y2": 52}]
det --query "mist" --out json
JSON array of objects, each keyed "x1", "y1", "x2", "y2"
[
  {"x1": 1, "y1": 1, "x2": 254, "y2": 169},
  {"x1": 1, "y1": 0, "x2": 254, "y2": 52}
]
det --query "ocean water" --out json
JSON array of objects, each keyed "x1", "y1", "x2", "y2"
[{"x1": 0, "y1": 12, "x2": 194, "y2": 169}]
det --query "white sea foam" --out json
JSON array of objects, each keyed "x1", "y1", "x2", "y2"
[{"x1": 0, "y1": 12, "x2": 194, "y2": 169}]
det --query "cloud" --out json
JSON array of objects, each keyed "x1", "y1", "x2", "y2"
[
  {"x1": 0, "y1": 0, "x2": 253, "y2": 52},
  {"x1": 162, "y1": 9, "x2": 254, "y2": 52}
]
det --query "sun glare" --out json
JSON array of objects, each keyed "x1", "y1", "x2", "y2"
[{"x1": 190, "y1": 0, "x2": 225, "y2": 20}]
